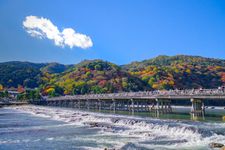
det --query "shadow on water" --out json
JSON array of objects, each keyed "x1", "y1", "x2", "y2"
[{"x1": 76, "y1": 106, "x2": 225, "y2": 122}]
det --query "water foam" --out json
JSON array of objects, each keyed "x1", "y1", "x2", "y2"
[{"x1": 9, "y1": 105, "x2": 225, "y2": 149}]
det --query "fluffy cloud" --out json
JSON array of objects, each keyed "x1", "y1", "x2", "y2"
[
  {"x1": 62, "y1": 28, "x2": 93, "y2": 49},
  {"x1": 23, "y1": 16, "x2": 93, "y2": 49}
]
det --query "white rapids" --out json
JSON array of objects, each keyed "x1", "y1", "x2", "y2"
[{"x1": 9, "y1": 105, "x2": 225, "y2": 150}]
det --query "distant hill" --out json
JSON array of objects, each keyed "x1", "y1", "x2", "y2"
[
  {"x1": 122, "y1": 55, "x2": 225, "y2": 71},
  {"x1": 0, "y1": 61, "x2": 69, "y2": 88},
  {"x1": 122, "y1": 55, "x2": 225, "y2": 89},
  {"x1": 0, "y1": 61, "x2": 44, "y2": 88},
  {"x1": 43, "y1": 60, "x2": 148, "y2": 95},
  {"x1": 0, "y1": 55, "x2": 224, "y2": 96},
  {"x1": 40, "y1": 63, "x2": 73, "y2": 74}
]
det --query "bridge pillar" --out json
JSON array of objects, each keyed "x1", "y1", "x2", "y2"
[
  {"x1": 144, "y1": 100, "x2": 148, "y2": 112},
  {"x1": 118, "y1": 100, "x2": 122, "y2": 111},
  {"x1": 113, "y1": 99, "x2": 116, "y2": 113},
  {"x1": 139, "y1": 101, "x2": 142, "y2": 112},
  {"x1": 89, "y1": 100, "x2": 91, "y2": 109},
  {"x1": 86, "y1": 99, "x2": 90, "y2": 110},
  {"x1": 61, "y1": 101, "x2": 65, "y2": 107},
  {"x1": 145, "y1": 100, "x2": 149, "y2": 112},
  {"x1": 66, "y1": 100, "x2": 70, "y2": 107},
  {"x1": 167, "y1": 100, "x2": 172, "y2": 113},
  {"x1": 57, "y1": 101, "x2": 61, "y2": 107},
  {"x1": 61, "y1": 100, "x2": 65, "y2": 107},
  {"x1": 156, "y1": 99, "x2": 160, "y2": 117},
  {"x1": 126, "y1": 100, "x2": 129, "y2": 111},
  {"x1": 101, "y1": 100, "x2": 105, "y2": 110},
  {"x1": 161, "y1": 100, "x2": 164, "y2": 113},
  {"x1": 78, "y1": 99, "x2": 81, "y2": 109},
  {"x1": 53, "y1": 101, "x2": 56, "y2": 106},
  {"x1": 124, "y1": 100, "x2": 126, "y2": 111},
  {"x1": 69, "y1": 100, "x2": 72, "y2": 107},
  {"x1": 94, "y1": 100, "x2": 97, "y2": 109},
  {"x1": 149, "y1": 100, "x2": 155, "y2": 113},
  {"x1": 56, "y1": 101, "x2": 59, "y2": 107},
  {"x1": 136, "y1": 100, "x2": 139, "y2": 112},
  {"x1": 155, "y1": 99, "x2": 172, "y2": 116},
  {"x1": 98, "y1": 99, "x2": 102, "y2": 111},
  {"x1": 47, "y1": 101, "x2": 51, "y2": 106},
  {"x1": 74, "y1": 100, "x2": 77, "y2": 108},
  {"x1": 131, "y1": 99, "x2": 134, "y2": 115},
  {"x1": 190, "y1": 98, "x2": 205, "y2": 118},
  {"x1": 108, "y1": 100, "x2": 111, "y2": 110}
]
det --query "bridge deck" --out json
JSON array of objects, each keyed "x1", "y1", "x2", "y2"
[
  {"x1": 46, "y1": 89, "x2": 225, "y2": 101},
  {"x1": 33, "y1": 88, "x2": 225, "y2": 117},
  {"x1": 0, "y1": 102, "x2": 28, "y2": 107}
]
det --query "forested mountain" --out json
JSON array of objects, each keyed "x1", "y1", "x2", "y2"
[
  {"x1": 42, "y1": 60, "x2": 148, "y2": 96},
  {"x1": 40, "y1": 63, "x2": 73, "y2": 74},
  {"x1": 0, "y1": 61, "x2": 69, "y2": 88},
  {"x1": 0, "y1": 61, "x2": 44, "y2": 88},
  {"x1": 122, "y1": 55, "x2": 225, "y2": 71},
  {"x1": 0, "y1": 55, "x2": 224, "y2": 96},
  {"x1": 123, "y1": 55, "x2": 225, "y2": 90}
]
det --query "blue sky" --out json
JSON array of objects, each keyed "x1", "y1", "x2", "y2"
[{"x1": 0, "y1": 0, "x2": 225, "y2": 65}]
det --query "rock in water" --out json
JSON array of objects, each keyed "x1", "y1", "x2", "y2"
[
  {"x1": 209, "y1": 142, "x2": 224, "y2": 148},
  {"x1": 120, "y1": 142, "x2": 150, "y2": 150}
]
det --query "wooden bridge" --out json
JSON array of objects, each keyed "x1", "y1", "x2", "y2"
[
  {"x1": 0, "y1": 101, "x2": 28, "y2": 107},
  {"x1": 33, "y1": 88, "x2": 225, "y2": 117}
]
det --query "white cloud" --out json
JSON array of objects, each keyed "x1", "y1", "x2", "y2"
[
  {"x1": 23, "y1": 16, "x2": 93, "y2": 49},
  {"x1": 62, "y1": 28, "x2": 93, "y2": 49}
]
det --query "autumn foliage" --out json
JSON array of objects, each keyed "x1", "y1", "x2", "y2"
[{"x1": 0, "y1": 55, "x2": 224, "y2": 97}]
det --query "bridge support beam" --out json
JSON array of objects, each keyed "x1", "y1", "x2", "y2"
[
  {"x1": 78, "y1": 99, "x2": 81, "y2": 109},
  {"x1": 155, "y1": 99, "x2": 172, "y2": 116},
  {"x1": 190, "y1": 98, "x2": 205, "y2": 118},
  {"x1": 43, "y1": 98, "x2": 173, "y2": 115},
  {"x1": 98, "y1": 99, "x2": 102, "y2": 111},
  {"x1": 113, "y1": 99, "x2": 116, "y2": 113},
  {"x1": 131, "y1": 99, "x2": 134, "y2": 115},
  {"x1": 86, "y1": 99, "x2": 90, "y2": 110}
]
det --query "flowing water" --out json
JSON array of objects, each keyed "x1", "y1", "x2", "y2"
[{"x1": 0, "y1": 105, "x2": 225, "y2": 150}]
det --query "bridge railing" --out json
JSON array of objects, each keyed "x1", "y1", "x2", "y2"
[{"x1": 47, "y1": 88, "x2": 225, "y2": 101}]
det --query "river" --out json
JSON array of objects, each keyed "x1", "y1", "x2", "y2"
[{"x1": 0, "y1": 105, "x2": 225, "y2": 150}]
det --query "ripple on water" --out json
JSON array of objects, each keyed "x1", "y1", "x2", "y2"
[{"x1": 4, "y1": 106, "x2": 225, "y2": 150}]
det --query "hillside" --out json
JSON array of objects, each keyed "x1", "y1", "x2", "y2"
[
  {"x1": 0, "y1": 61, "x2": 44, "y2": 88},
  {"x1": 40, "y1": 63, "x2": 73, "y2": 74},
  {"x1": 42, "y1": 60, "x2": 149, "y2": 95},
  {"x1": 123, "y1": 55, "x2": 225, "y2": 89},
  {"x1": 0, "y1": 61, "x2": 69, "y2": 88},
  {"x1": 122, "y1": 55, "x2": 225, "y2": 71},
  {"x1": 0, "y1": 55, "x2": 224, "y2": 96}
]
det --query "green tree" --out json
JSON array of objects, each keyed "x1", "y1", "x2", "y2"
[
  {"x1": 72, "y1": 82, "x2": 89, "y2": 95},
  {"x1": 3, "y1": 90, "x2": 9, "y2": 98},
  {"x1": 148, "y1": 77, "x2": 155, "y2": 87},
  {"x1": 91, "y1": 85, "x2": 106, "y2": 94},
  {"x1": 54, "y1": 85, "x2": 64, "y2": 96},
  {"x1": 94, "y1": 64, "x2": 102, "y2": 70}
]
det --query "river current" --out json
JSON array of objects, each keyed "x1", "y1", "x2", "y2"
[{"x1": 0, "y1": 105, "x2": 225, "y2": 150}]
